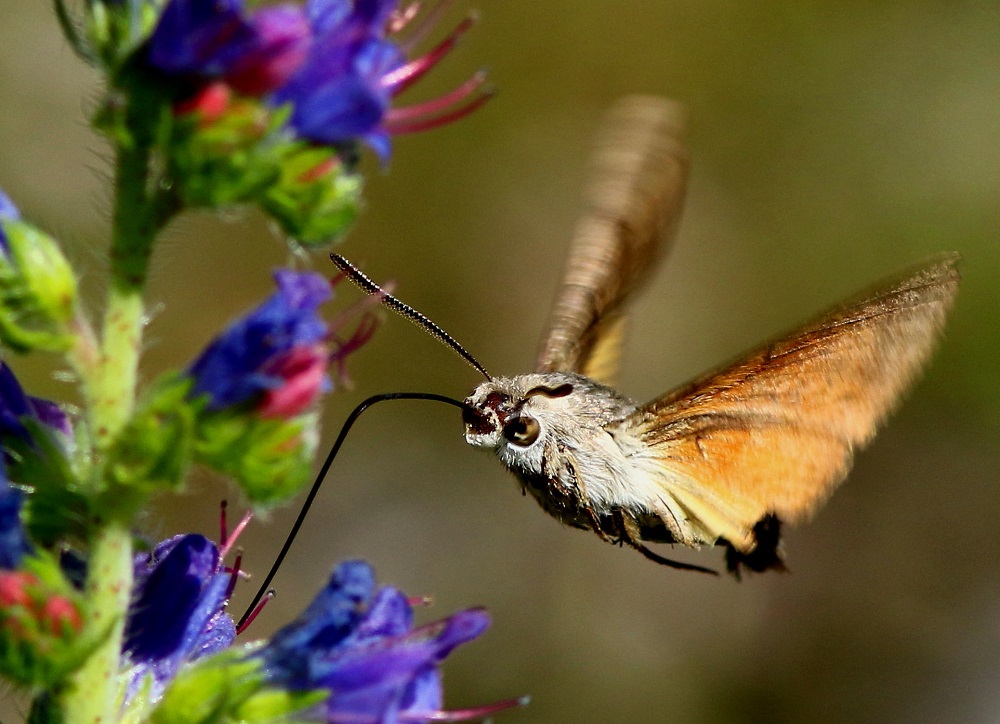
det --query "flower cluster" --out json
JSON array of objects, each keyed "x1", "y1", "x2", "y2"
[
  {"x1": 77, "y1": 0, "x2": 490, "y2": 244},
  {"x1": 0, "y1": 0, "x2": 510, "y2": 720},
  {"x1": 121, "y1": 533, "x2": 518, "y2": 722}
]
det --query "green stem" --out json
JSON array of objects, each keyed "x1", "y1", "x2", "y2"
[
  {"x1": 62, "y1": 135, "x2": 171, "y2": 722},
  {"x1": 63, "y1": 522, "x2": 134, "y2": 724},
  {"x1": 93, "y1": 141, "x2": 157, "y2": 451}
]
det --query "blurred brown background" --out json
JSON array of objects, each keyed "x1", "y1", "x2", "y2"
[{"x1": 2, "y1": 2, "x2": 999, "y2": 722}]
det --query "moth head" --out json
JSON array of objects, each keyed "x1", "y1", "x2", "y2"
[{"x1": 463, "y1": 373, "x2": 591, "y2": 468}]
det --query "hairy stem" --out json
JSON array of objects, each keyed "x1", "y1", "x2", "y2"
[{"x1": 61, "y1": 135, "x2": 168, "y2": 722}]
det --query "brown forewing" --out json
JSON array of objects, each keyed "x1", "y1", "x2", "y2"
[
  {"x1": 535, "y1": 96, "x2": 690, "y2": 382},
  {"x1": 626, "y1": 254, "x2": 960, "y2": 551}
]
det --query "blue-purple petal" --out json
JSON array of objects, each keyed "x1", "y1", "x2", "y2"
[
  {"x1": 0, "y1": 363, "x2": 72, "y2": 463},
  {"x1": 125, "y1": 534, "x2": 228, "y2": 663},
  {"x1": 0, "y1": 364, "x2": 34, "y2": 441},
  {"x1": 186, "y1": 270, "x2": 331, "y2": 410},
  {"x1": 28, "y1": 397, "x2": 71, "y2": 438},
  {"x1": 261, "y1": 559, "x2": 376, "y2": 687},
  {"x1": 224, "y1": 5, "x2": 312, "y2": 95},
  {"x1": 148, "y1": 0, "x2": 259, "y2": 75},
  {"x1": 257, "y1": 560, "x2": 490, "y2": 723},
  {"x1": 0, "y1": 190, "x2": 19, "y2": 222},
  {"x1": 0, "y1": 467, "x2": 29, "y2": 570},
  {"x1": 347, "y1": 587, "x2": 413, "y2": 643}
]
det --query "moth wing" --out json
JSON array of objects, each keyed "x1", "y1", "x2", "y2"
[
  {"x1": 579, "y1": 313, "x2": 627, "y2": 386},
  {"x1": 535, "y1": 96, "x2": 690, "y2": 383},
  {"x1": 622, "y1": 254, "x2": 960, "y2": 552}
]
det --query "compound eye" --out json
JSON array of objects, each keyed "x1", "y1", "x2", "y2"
[{"x1": 502, "y1": 416, "x2": 541, "y2": 447}]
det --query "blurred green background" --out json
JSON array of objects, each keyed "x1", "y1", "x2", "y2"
[{"x1": 2, "y1": 2, "x2": 999, "y2": 722}]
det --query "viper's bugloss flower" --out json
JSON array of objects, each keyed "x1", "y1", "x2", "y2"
[
  {"x1": 123, "y1": 534, "x2": 235, "y2": 704},
  {"x1": 148, "y1": 0, "x2": 490, "y2": 160},
  {"x1": 258, "y1": 560, "x2": 516, "y2": 723},
  {"x1": 0, "y1": 362, "x2": 71, "y2": 447},
  {"x1": 186, "y1": 269, "x2": 333, "y2": 417},
  {"x1": 180, "y1": 269, "x2": 382, "y2": 503}
]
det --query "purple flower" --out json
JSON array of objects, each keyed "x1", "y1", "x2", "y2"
[
  {"x1": 186, "y1": 269, "x2": 332, "y2": 416},
  {"x1": 123, "y1": 534, "x2": 235, "y2": 703},
  {"x1": 145, "y1": 0, "x2": 490, "y2": 160},
  {"x1": 0, "y1": 362, "x2": 71, "y2": 447},
  {"x1": 147, "y1": 0, "x2": 260, "y2": 77},
  {"x1": 225, "y1": 5, "x2": 313, "y2": 96},
  {"x1": 271, "y1": 1, "x2": 404, "y2": 159},
  {"x1": 0, "y1": 464, "x2": 29, "y2": 570},
  {"x1": 258, "y1": 560, "x2": 500, "y2": 723}
]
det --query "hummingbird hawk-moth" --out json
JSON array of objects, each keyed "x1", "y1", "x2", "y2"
[{"x1": 332, "y1": 96, "x2": 959, "y2": 578}]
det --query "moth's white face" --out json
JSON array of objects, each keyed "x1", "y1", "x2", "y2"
[{"x1": 462, "y1": 372, "x2": 638, "y2": 481}]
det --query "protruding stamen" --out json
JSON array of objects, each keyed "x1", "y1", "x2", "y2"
[
  {"x1": 219, "y1": 509, "x2": 253, "y2": 560},
  {"x1": 396, "y1": 0, "x2": 455, "y2": 53},
  {"x1": 388, "y1": 1, "x2": 423, "y2": 34},
  {"x1": 408, "y1": 696, "x2": 532, "y2": 722},
  {"x1": 224, "y1": 551, "x2": 243, "y2": 600},
  {"x1": 407, "y1": 595, "x2": 434, "y2": 607},
  {"x1": 386, "y1": 69, "x2": 487, "y2": 123},
  {"x1": 237, "y1": 589, "x2": 274, "y2": 634},
  {"x1": 219, "y1": 500, "x2": 229, "y2": 549},
  {"x1": 385, "y1": 84, "x2": 493, "y2": 135},
  {"x1": 382, "y1": 13, "x2": 478, "y2": 95}
]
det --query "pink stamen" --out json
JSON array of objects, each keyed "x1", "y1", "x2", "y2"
[
  {"x1": 219, "y1": 509, "x2": 253, "y2": 560},
  {"x1": 384, "y1": 86, "x2": 493, "y2": 135},
  {"x1": 297, "y1": 156, "x2": 339, "y2": 184},
  {"x1": 327, "y1": 282, "x2": 390, "y2": 333},
  {"x1": 406, "y1": 696, "x2": 532, "y2": 722},
  {"x1": 386, "y1": 69, "x2": 487, "y2": 122},
  {"x1": 329, "y1": 313, "x2": 380, "y2": 384},
  {"x1": 219, "y1": 500, "x2": 229, "y2": 549},
  {"x1": 237, "y1": 589, "x2": 274, "y2": 635},
  {"x1": 407, "y1": 595, "x2": 434, "y2": 607},
  {"x1": 388, "y1": 1, "x2": 423, "y2": 34},
  {"x1": 382, "y1": 13, "x2": 477, "y2": 95},
  {"x1": 396, "y1": 0, "x2": 455, "y2": 53},
  {"x1": 224, "y1": 551, "x2": 243, "y2": 600}
]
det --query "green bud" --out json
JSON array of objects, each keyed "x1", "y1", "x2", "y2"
[
  {"x1": 0, "y1": 554, "x2": 98, "y2": 689},
  {"x1": 168, "y1": 97, "x2": 286, "y2": 209},
  {"x1": 151, "y1": 647, "x2": 325, "y2": 724},
  {"x1": 232, "y1": 687, "x2": 329, "y2": 724},
  {"x1": 15, "y1": 418, "x2": 90, "y2": 547},
  {"x1": 83, "y1": 0, "x2": 164, "y2": 69},
  {"x1": 260, "y1": 146, "x2": 362, "y2": 246},
  {"x1": 105, "y1": 375, "x2": 196, "y2": 495},
  {"x1": 0, "y1": 219, "x2": 79, "y2": 353},
  {"x1": 194, "y1": 410, "x2": 319, "y2": 507},
  {"x1": 166, "y1": 99, "x2": 361, "y2": 247}
]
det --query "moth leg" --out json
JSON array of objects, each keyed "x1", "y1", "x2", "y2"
[
  {"x1": 616, "y1": 511, "x2": 717, "y2": 575},
  {"x1": 583, "y1": 505, "x2": 619, "y2": 545},
  {"x1": 649, "y1": 494, "x2": 699, "y2": 547},
  {"x1": 723, "y1": 514, "x2": 787, "y2": 579}
]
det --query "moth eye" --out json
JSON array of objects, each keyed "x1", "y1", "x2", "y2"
[{"x1": 503, "y1": 416, "x2": 541, "y2": 447}]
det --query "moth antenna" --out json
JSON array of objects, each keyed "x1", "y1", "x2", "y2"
[
  {"x1": 237, "y1": 391, "x2": 486, "y2": 628},
  {"x1": 331, "y1": 254, "x2": 492, "y2": 381}
]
